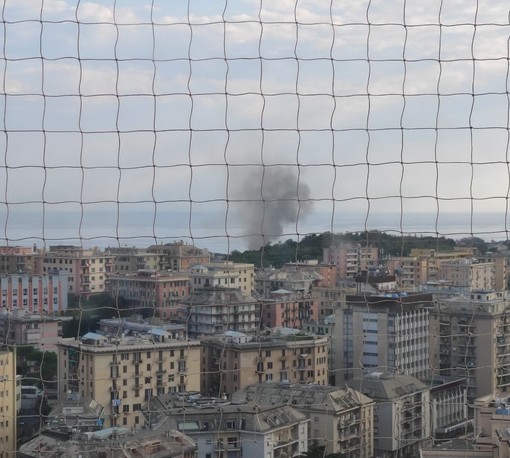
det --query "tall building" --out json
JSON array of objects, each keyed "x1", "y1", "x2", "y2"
[
  {"x1": 201, "y1": 329, "x2": 329, "y2": 397},
  {"x1": 439, "y1": 259, "x2": 494, "y2": 291},
  {"x1": 57, "y1": 332, "x2": 202, "y2": 429},
  {"x1": 146, "y1": 241, "x2": 211, "y2": 271},
  {"x1": 260, "y1": 289, "x2": 318, "y2": 329},
  {"x1": 0, "y1": 246, "x2": 36, "y2": 275},
  {"x1": 36, "y1": 246, "x2": 113, "y2": 296},
  {"x1": 333, "y1": 292, "x2": 432, "y2": 383},
  {"x1": 429, "y1": 290, "x2": 510, "y2": 404},
  {"x1": 0, "y1": 351, "x2": 16, "y2": 458}
]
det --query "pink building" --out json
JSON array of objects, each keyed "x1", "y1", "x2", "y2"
[
  {"x1": 106, "y1": 270, "x2": 190, "y2": 319},
  {"x1": 323, "y1": 244, "x2": 379, "y2": 279},
  {"x1": 260, "y1": 289, "x2": 319, "y2": 330}
]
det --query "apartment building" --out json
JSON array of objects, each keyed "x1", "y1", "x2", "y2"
[
  {"x1": 333, "y1": 292, "x2": 432, "y2": 383},
  {"x1": 260, "y1": 289, "x2": 318, "y2": 330},
  {"x1": 0, "y1": 351, "x2": 16, "y2": 458},
  {"x1": 147, "y1": 394, "x2": 308, "y2": 458},
  {"x1": 255, "y1": 267, "x2": 323, "y2": 298},
  {"x1": 311, "y1": 285, "x2": 355, "y2": 318},
  {"x1": 346, "y1": 373, "x2": 431, "y2": 458},
  {"x1": 439, "y1": 258, "x2": 494, "y2": 291},
  {"x1": 477, "y1": 253, "x2": 508, "y2": 291},
  {"x1": 146, "y1": 241, "x2": 211, "y2": 271},
  {"x1": 233, "y1": 382, "x2": 375, "y2": 457},
  {"x1": 0, "y1": 310, "x2": 63, "y2": 352},
  {"x1": 36, "y1": 245, "x2": 113, "y2": 296},
  {"x1": 97, "y1": 316, "x2": 186, "y2": 340},
  {"x1": 0, "y1": 246, "x2": 36, "y2": 275},
  {"x1": 57, "y1": 332, "x2": 201, "y2": 429},
  {"x1": 190, "y1": 261, "x2": 255, "y2": 293},
  {"x1": 183, "y1": 287, "x2": 259, "y2": 337},
  {"x1": 106, "y1": 246, "x2": 160, "y2": 272},
  {"x1": 429, "y1": 290, "x2": 510, "y2": 404},
  {"x1": 0, "y1": 271, "x2": 68, "y2": 313},
  {"x1": 201, "y1": 329, "x2": 329, "y2": 397},
  {"x1": 323, "y1": 244, "x2": 379, "y2": 279},
  {"x1": 106, "y1": 270, "x2": 190, "y2": 319},
  {"x1": 282, "y1": 261, "x2": 338, "y2": 288}
]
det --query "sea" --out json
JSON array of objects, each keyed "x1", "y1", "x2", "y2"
[{"x1": 1, "y1": 207, "x2": 510, "y2": 254}]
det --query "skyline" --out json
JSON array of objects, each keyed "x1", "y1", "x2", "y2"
[{"x1": 2, "y1": 0, "x2": 510, "y2": 252}]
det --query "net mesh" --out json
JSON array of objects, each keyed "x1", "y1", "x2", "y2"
[{"x1": 1, "y1": 0, "x2": 510, "y2": 456}]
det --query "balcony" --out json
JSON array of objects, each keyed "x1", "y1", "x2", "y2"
[
  {"x1": 156, "y1": 369, "x2": 167, "y2": 375},
  {"x1": 132, "y1": 359, "x2": 143, "y2": 365},
  {"x1": 132, "y1": 384, "x2": 142, "y2": 391}
]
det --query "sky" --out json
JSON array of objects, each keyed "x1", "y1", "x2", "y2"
[{"x1": 1, "y1": 0, "x2": 510, "y2": 252}]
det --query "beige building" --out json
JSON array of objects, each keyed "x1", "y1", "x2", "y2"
[
  {"x1": 430, "y1": 291, "x2": 510, "y2": 404},
  {"x1": 36, "y1": 245, "x2": 114, "y2": 296},
  {"x1": 201, "y1": 329, "x2": 329, "y2": 397},
  {"x1": 233, "y1": 382, "x2": 374, "y2": 457},
  {"x1": 190, "y1": 261, "x2": 255, "y2": 293},
  {"x1": 0, "y1": 246, "x2": 36, "y2": 275},
  {"x1": 106, "y1": 246, "x2": 160, "y2": 272},
  {"x1": 439, "y1": 258, "x2": 494, "y2": 291},
  {"x1": 57, "y1": 332, "x2": 201, "y2": 429},
  {"x1": 0, "y1": 351, "x2": 16, "y2": 458}
]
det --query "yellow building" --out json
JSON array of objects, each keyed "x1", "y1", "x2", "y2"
[
  {"x1": 57, "y1": 333, "x2": 201, "y2": 429},
  {"x1": 202, "y1": 329, "x2": 330, "y2": 397},
  {"x1": 0, "y1": 351, "x2": 16, "y2": 458},
  {"x1": 190, "y1": 261, "x2": 255, "y2": 294}
]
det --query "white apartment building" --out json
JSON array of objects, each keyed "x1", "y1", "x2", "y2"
[{"x1": 190, "y1": 261, "x2": 254, "y2": 293}]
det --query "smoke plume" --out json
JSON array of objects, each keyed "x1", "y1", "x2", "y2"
[{"x1": 230, "y1": 165, "x2": 313, "y2": 249}]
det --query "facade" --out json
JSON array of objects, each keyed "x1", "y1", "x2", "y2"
[
  {"x1": 439, "y1": 259, "x2": 494, "y2": 291},
  {"x1": 0, "y1": 310, "x2": 63, "y2": 352},
  {"x1": 323, "y1": 244, "x2": 379, "y2": 279},
  {"x1": 57, "y1": 332, "x2": 202, "y2": 429},
  {"x1": 183, "y1": 287, "x2": 259, "y2": 337},
  {"x1": 147, "y1": 394, "x2": 309, "y2": 458},
  {"x1": 190, "y1": 261, "x2": 255, "y2": 294},
  {"x1": 428, "y1": 377, "x2": 469, "y2": 439},
  {"x1": 97, "y1": 316, "x2": 186, "y2": 340},
  {"x1": 106, "y1": 270, "x2": 190, "y2": 319},
  {"x1": 282, "y1": 261, "x2": 338, "y2": 288},
  {"x1": 477, "y1": 253, "x2": 508, "y2": 291},
  {"x1": 106, "y1": 246, "x2": 160, "y2": 272},
  {"x1": 201, "y1": 329, "x2": 329, "y2": 397},
  {"x1": 36, "y1": 246, "x2": 113, "y2": 296},
  {"x1": 333, "y1": 292, "x2": 432, "y2": 383},
  {"x1": 311, "y1": 285, "x2": 355, "y2": 318},
  {"x1": 0, "y1": 272, "x2": 68, "y2": 314},
  {"x1": 0, "y1": 351, "x2": 16, "y2": 458},
  {"x1": 233, "y1": 382, "x2": 375, "y2": 457},
  {"x1": 260, "y1": 289, "x2": 318, "y2": 329},
  {"x1": 346, "y1": 373, "x2": 431, "y2": 458},
  {"x1": 429, "y1": 290, "x2": 510, "y2": 404}
]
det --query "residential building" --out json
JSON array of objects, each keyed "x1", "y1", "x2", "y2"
[
  {"x1": 0, "y1": 246, "x2": 36, "y2": 275},
  {"x1": 57, "y1": 332, "x2": 201, "y2": 429},
  {"x1": 0, "y1": 310, "x2": 63, "y2": 352},
  {"x1": 346, "y1": 373, "x2": 431, "y2": 458},
  {"x1": 36, "y1": 246, "x2": 113, "y2": 296},
  {"x1": 311, "y1": 285, "x2": 356, "y2": 318},
  {"x1": 260, "y1": 289, "x2": 318, "y2": 329},
  {"x1": 233, "y1": 382, "x2": 375, "y2": 457},
  {"x1": 201, "y1": 329, "x2": 329, "y2": 397},
  {"x1": 333, "y1": 292, "x2": 432, "y2": 383},
  {"x1": 429, "y1": 290, "x2": 510, "y2": 404},
  {"x1": 0, "y1": 272, "x2": 68, "y2": 314},
  {"x1": 282, "y1": 261, "x2": 338, "y2": 288},
  {"x1": 146, "y1": 241, "x2": 211, "y2": 271},
  {"x1": 146, "y1": 393, "x2": 309, "y2": 458},
  {"x1": 439, "y1": 258, "x2": 494, "y2": 291},
  {"x1": 323, "y1": 244, "x2": 379, "y2": 279},
  {"x1": 183, "y1": 287, "x2": 259, "y2": 337},
  {"x1": 0, "y1": 351, "x2": 16, "y2": 458},
  {"x1": 255, "y1": 267, "x2": 323, "y2": 298},
  {"x1": 190, "y1": 261, "x2": 255, "y2": 293},
  {"x1": 106, "y1": 270, "x2": 190, "y2": 319},
  {"x1": 106, "y1": 246, "x2": 160, "y2": 272},
  {"x1": 97, "y1": 315, "x2": 186, "y2": 340},
  {"x1": 476, "y1": 253, "x2": 508, "y2": 291}
]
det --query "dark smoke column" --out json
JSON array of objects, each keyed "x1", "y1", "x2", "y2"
[{"x1": 230, "y1": 165, "x2": 313, "y2": 249}]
